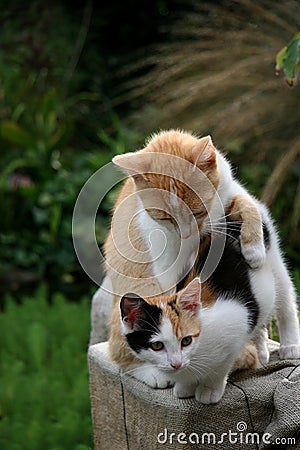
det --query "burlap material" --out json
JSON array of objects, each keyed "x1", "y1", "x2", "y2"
[
  {"x1": 89, "y1": 277, "x2": 113, "y2": 345},
  {"x1": 88, "y1": 341, "x2": 300, "y2": 450}
]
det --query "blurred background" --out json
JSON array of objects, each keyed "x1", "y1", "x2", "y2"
[{"x1": 0, "y1": 0, "x2": 299, "y2": 449}]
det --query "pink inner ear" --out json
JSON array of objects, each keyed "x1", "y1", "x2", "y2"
[
  {"x1": 127, "y1": 308, "x2": 140, "y2": 327},
  {"x1": 179, "y1": 278, "x2": 201, "y2": 314},
  {"x1": 182, "y1": 301, "x2": 199, "y2": 313},
  {"x1": 121, "y1": 295, "x2": 145, "y2": 328},
  {"x1": 192, "y1": 135, "x2": 216, "y2": 167}
]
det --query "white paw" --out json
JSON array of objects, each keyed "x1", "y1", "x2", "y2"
[
  {"x1": 241, "y1": 242, "x2": 266, "y2": 269},
  {"x1": 136, "y1": 367, "x2": 174, "y2": 388},
  {"x1": 195, "y1": 381, "x2": 226, "y2": 404},
  {"x1": 174, "y1": 383, "x2": 196, "y2": 398},
  {"x1": 279, "y1": 344, "x2": 300, "y2": 360}
]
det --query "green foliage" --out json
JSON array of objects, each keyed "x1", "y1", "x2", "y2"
[
  {"x1": 0, "y1": 286, "x2": 92, "y2": 450},
  {"x1": 0, "y1": 1, "x2": 141, "y2": 297},
  {"x1": 276, "y1": 32, "x2": 300, "y2": 86}
]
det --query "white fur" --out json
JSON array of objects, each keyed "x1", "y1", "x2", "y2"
[
  {"x1": 137, "y1": 205, "x2": 198, "y2": 294},
  {"x1": 172, "y1": 299, "x2": 250, "y2": 404},
  {"x1": 258, "y1": 204, "x2": 300, "y2": 358},
  {"x1": 207, "y1": 152, "x2": 300, "y2": 359},
  {"x1": 127, "y1": 364, "x2": 173, "y2": 388}
]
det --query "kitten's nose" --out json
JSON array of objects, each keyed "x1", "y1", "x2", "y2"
[{"x1": 171, "y1": 361, "x2": 182, "y2": 370}]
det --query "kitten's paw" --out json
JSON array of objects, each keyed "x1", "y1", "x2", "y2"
[
  {"x1": 137, "y1": 368, "x2": 174, "y2": 389},
  {"x1": 279, "y1": 344, "x2": 300, "y2": 360},
  {"x1": 195, "y1": 381, "x2": 226, "y2": 404},
  {"x1": 241, "y1": 242, "x2": 266, "y2": 269},
  {"x1": 174, "y1": 383, "x2": 196, "y2": 398}
]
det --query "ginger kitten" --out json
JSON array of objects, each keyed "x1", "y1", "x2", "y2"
[{"x1": 104, "y1": 130, "x2": 299, "y2": 365}]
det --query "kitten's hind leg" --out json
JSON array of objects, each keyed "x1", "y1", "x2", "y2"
[
  {"x1": 253, "y1": 327, "x2": 270, "y2": 366},
  {"x1": 271, "y1": 253, "x2": 300, "y2": 359},
  {"x1": 232, "y1": 341, "x2": 259, "y2": 371}
]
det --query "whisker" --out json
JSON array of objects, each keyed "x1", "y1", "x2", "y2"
[{"x1": 210, "y1": 228, "x2": 240, "y2": 243}]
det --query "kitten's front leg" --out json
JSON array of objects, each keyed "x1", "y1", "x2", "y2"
[
  {"x1": 127, "y1": 365, "x2": 174, "y2": 389},
  {"x1": 229, "y1": 195, "x2": 265, "y2": 269},
  {"x1": 195, "y1": 378, "x2": 227, "y2": 404}
]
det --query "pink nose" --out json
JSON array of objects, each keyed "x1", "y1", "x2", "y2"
[{"x1": 171, "y1": 361, "x2": 182, "y2": 370}]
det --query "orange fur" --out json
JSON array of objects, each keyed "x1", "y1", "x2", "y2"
[
  {"x1": 104, "y1": 130, "x2": 220, "y2": 300},
  {"x1": 229, "y1": 194, "x2": 263, "y2": 247},
  {"x1": 232, "y1": 342, "x2": 258, "y2": 372}
]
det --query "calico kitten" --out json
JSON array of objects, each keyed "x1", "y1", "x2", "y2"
[
  {"x1": 104, "y1": 130, "x2": 300, "y2": 362},
  {"x1": 111, "y1": 279, "x2": 258, "y2": 396},
  {"x1": 112, "y1": 224, "x2": 273, "y2": 404}
]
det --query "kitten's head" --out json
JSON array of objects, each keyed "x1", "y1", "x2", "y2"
[
  {"x1": 113, "y1": 130, "x2": 219, "y2": 239},
  {"x1": 120, "y1": 278, "x2": 202, "y2": 372}
]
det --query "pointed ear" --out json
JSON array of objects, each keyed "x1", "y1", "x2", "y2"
[
  {"x1": 191, "y1": 135, "x2": 216, "y2": 168},
  {"x1": 177, "y1": 277, "x2": 202, "y2": 316},
  {"x1": 120, "y1": 294, "x2": 162, "y2": 331},
  {"x1": 113, "y1": 151, "x2": 149, "y2": 179},
  {"x1": 120, "y1": 294, "x2": 146, "y2": 329}
]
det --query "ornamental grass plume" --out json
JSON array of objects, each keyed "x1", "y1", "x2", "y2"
[{"x1": 112, "y1": 0, "x2": 300, "y2": 250}]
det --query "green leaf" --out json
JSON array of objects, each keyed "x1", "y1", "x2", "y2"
[
  {"x1": 48, "y1": 123, "x2": 72, "y2": 152},
  {"x1": 275, "y1": 46, "x2": 287, "y2": 74},
  {"x1": 283, "y1": 34, "x2": 300, "y2": 86},
  {"x1": 0, "y1": 121, "x2": 35, "y2": 149},
  {"x1": 50, "y1": 204, "x2": 62, "y2": 234},
  {"x1": 276, "y1": 32, "x2": 300, "y2": 86}
]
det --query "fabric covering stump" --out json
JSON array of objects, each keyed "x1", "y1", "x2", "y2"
[{"x1": 88, "y1": 340, "x2": 300, "y2": 450}]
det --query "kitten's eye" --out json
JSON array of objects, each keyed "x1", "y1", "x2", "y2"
[
  {"x1": 150, "y1": 341, "x2": 164, "y2": 351},
  {"x1": 147, "y1": 208, "x2": 172, "y2": 221},
  {"x1": 181, "y1": 336, "x2": 192, "y2": 347},
  {"x1": 194, "y1": 211, "x2": 206, "y2": 219}
]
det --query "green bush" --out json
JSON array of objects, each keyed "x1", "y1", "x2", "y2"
[
  {"x1": 0, "y1": 1, "x2": 132, "y2": 298},
  {"x1": 0, "y1": 286, "x2": 92, "y2": 450}
]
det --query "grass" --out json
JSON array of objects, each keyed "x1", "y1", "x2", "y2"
[{"x1": 0, "y1": 285, "x2": 93, "y2": 450}]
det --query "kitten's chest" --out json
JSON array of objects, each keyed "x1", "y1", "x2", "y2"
[{"x1": 138, "y1": 210, "x2": 197, "y2": 294}]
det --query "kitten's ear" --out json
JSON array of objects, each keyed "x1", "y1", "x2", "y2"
[
  {"x1": 191, "y1": 135, "x2": 216, "y2": 169},
  {"x1": 113, "y1": 152, "x2": 149, "y2": 181},
  {"x1": 120, "y1": 294, "x2": 147, "y2": 329},
  {"x1": 120, "y1": 294, "x2": 161, "y2": 331},
  {"x1": 177, "y1": 277, "x2": 202, "y2": 316}
]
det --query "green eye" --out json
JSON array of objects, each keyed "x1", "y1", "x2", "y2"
[
  {"x1": 181, "y1": 336, "x2": 192, "y2": 347},
  {"x1": 150, "y1": 341, "x2": 164, "y2": 351}
]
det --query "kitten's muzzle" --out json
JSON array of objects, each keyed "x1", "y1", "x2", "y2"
[{"x1": 170, "y1": 361, "x2": 182, "y2": 370}]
